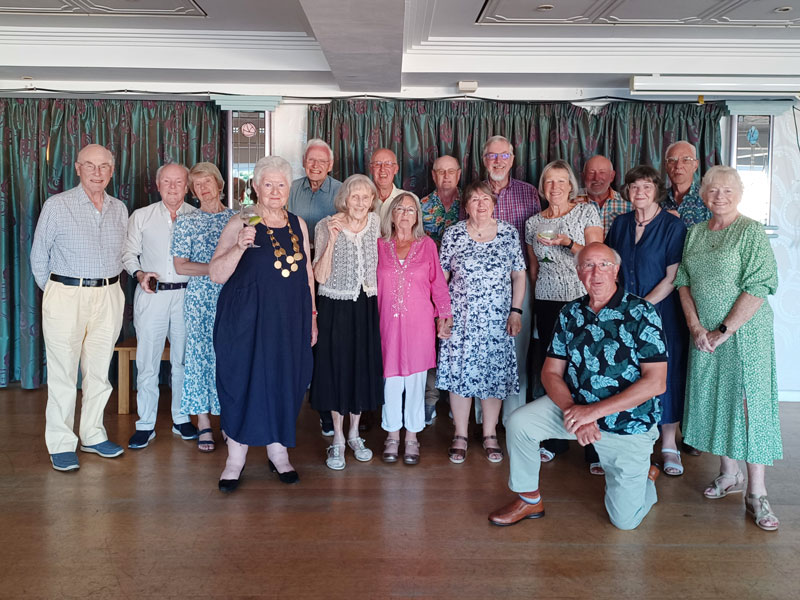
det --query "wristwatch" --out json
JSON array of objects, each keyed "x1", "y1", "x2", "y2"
[
  {"x1": 565, "y1": 239, "x2": 574, "y2": 250},
  {"x1": 718, "y1": 323, "x2": 728, "y2": 334}
]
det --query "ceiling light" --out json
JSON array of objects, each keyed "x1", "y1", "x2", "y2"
[
  {"x1": 536, "y1": 4, "x2": 555, "y2": 11},
  {"x1": 774, "y1": 6, "x2": 793, "y2": 13}
]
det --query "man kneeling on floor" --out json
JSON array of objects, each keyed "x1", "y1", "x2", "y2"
[{"x1": 489, "y1": 242, "x2": 667, "y2": 530}]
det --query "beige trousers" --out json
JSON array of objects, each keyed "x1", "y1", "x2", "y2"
[{"x1": 42, "y1": 280, "x2": 124, "y2": 453}]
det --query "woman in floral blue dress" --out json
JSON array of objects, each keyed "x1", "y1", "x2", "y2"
[
  {"x1": 172, "y1": 162, "x2": 234, "y2": 452},
  {"x1": 436, "y1": 181, "x2": 526, "y2": 464}
]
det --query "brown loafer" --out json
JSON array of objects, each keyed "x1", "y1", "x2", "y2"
[
  {"x1": 488, "y1": 497, "x2": 545, "y2": 526},
  {"x1": 648, "y1": 464, "x2": 660, "y2": 482}
]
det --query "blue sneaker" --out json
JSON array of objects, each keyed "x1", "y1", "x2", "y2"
[
  {"x1": 172, "y1": 422, "x2": 199, "y2": 440},
  {"x1": 80, "y1": 440, "x2": 124, "y2": 458},
  {"x1": 50, "y1": 452, "x2": 80, "y2": 472},
  {"x1": 128, "y1": 430, "x2": 156, "y2": 449}
]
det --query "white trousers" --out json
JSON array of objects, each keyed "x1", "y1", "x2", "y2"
[
  {"x1": 133, "y1": 286, "x2": 187, "y2": 430},
  {"x1": 42, "y1": 280, "x2": 124, "y2": 453},
  {"x1": 382, "y1": 370, "x2": 427, "y2": 433}
]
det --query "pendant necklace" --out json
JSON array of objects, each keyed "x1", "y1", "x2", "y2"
[
  {"x1": 636, "y1": 207, "x2": 661, "y2": 228},
  {"x1": 266, "y1": 211, "x2": 303, "y2": 278}
]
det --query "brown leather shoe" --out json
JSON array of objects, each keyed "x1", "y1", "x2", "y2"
[
  {"x1": 648, "y1": 464, "x2": 660, "y2": 482},
  {"x1": 488, "y1": 497, "x2": 545, "y2": 526}
]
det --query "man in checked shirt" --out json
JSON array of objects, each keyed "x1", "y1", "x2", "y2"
[
  {"x1": 480, "y1": 136, "x2": 541, "y2": 423},
  {"x1": 30, "y1": 143, "x2": 128, "y2": 472}
]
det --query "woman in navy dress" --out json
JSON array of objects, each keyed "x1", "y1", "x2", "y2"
[
  {"x1": 606, "y1": 165, "x2": 688, "y2": 476},
  {"x1": 209, "y1": 156, "x2": 317, "y2": 492}
]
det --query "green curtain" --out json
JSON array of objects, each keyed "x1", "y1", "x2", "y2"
[
  {"x1": 0, "y1": 98, "x2": 224, "y2": 388},
  {"x1": 308, "y1": 99, "x2": 728, "y2": 197}
]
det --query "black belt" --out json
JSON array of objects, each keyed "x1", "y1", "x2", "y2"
[
  {"x1": 154, "y1": 281, "x2": 188, "y2": 291},
  {"x1": 50, "y1": 274, "x2": 119, "y2": 287}
]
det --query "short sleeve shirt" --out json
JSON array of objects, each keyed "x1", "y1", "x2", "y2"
[
  {"x1": 663, "y1": 182, "x2": 711, "y2": 226},
  {"x1": 547, "y1": 285, "x2": 668, "y2": 434},
  {"x1": 420, "y1": 190, "x2": 461, "y2": 247}
]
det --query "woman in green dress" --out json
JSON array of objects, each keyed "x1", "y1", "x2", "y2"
[{"x1": 674, "y1": 166, "x2": 781, "y2": 531}]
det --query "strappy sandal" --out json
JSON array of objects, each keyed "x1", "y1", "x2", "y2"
[
  {"x1": 482, "y1": 435, "x2": 504, "y2": 463},
  {"x1": 703, "y1": 470, "x2": 745, "y2": 499},
  {"x1": 403, "y1": 440, "x2": 420, "y2": 465},
  {"x1": 661, "y1": 448, "x2": 684, "y2": 476},
  {"x1": 382, "y1": 438, "x2": 400, "y2": 463},
  {"x1": 197, "y1": 428, "x2": 215, "y2": 453},
  {"x1": 589, "y1": 462, "x2": 605, "y2": 476},
  {"x1": 745, "y1": 494, "x2": 780, "y2": 531},
  {"x1": 448, "y1": 435, "x2": 468, "y2": 464},
  {"x1": 539, "y1": 447, "x2": 556, "y2": 463}
]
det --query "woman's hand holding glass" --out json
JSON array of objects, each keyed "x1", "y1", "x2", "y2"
[{"x1": 239, "y1": 204, "x2": 261, "y2": 248}]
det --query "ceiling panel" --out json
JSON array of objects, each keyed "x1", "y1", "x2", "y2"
[{"x1": 0, "y1": 0, "x2": 206, "y2": 17}]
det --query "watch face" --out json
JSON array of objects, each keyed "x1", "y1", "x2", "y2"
[{"x1": 718, "y1": 324, "x2": 727, "y2": 334}]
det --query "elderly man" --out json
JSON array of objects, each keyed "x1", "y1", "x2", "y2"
[
  {"x1": 288, "y1": 138, "x2": 341, "y2": 247},
  {"x1": 489, "y1": 243, "x2": 667, "y2": 530},
  {"x1": 575, "y1": 155, "x2": 629, "y2": 235},
  {"x1": 420, "y1": 155, "x2": 462, "y2": 247},
  {"x1": 30, "y1": 143, "x2": 128, "y2": 471},
  {"x1": 123, "y1": 163, "x2": 197, "y2": 449},
  {"x1": 481, "y1": 135, "x2": 539, "y2": 420},
  {"x1": 662, "y1": 141, "x2": 711, "y2": 226},
  {"x1": 369, "y1": 148, "x2": 412, "y2": 218}
]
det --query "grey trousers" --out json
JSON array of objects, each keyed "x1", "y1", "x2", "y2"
[{"x1": 506, "y1": 395, "x2": 659, "y2": 530}]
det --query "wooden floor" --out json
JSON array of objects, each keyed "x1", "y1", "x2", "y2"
[{"x1": 1, "y1": 386, "x2": 798, "y2": 599}]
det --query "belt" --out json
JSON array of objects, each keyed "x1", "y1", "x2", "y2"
[
  {"x1": 50, "y1": 274, "x2": 119, "y2": 287},
  {"x1": 154, "y1": 281, "x2": 188, "y2": 291}
]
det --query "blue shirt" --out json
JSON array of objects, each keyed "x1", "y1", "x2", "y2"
[
  {"x1": 288, "y1": 175, "x2": 341, "y2": 244},
  {"x1": 548, "y1": 285, "x2": 668, "y2": 434},
  {"x1": 663, "y1": 182, "x2": 711, "y2": 227}
]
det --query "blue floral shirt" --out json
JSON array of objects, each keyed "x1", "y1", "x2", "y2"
[
  {"x1": 547, "y1": 285, "x2": 667, "y2": 434},
  {"x1": 663, "y1": 182, "x2": 711, "y2": 227}
]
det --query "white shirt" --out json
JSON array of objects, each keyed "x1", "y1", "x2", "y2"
[
  {"x1": 122, "y1": 201, "x2": 196, "y2": 283},
  {"x1": 378, "y1": 185, "x2": 418, "y2": 219}
]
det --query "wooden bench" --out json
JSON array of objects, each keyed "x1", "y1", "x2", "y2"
[{"x1": 114, "y1": 337, "x2": 170, "y2": 414}]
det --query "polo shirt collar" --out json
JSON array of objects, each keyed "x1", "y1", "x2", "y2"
[
  {"x1": 302, "y1": 175, "x2": 332, "y2": 193},
  {"x1": 579, "y1": 283, "x2": 625, "y2": 313}
]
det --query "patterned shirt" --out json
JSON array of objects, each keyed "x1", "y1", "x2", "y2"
[
  {"x1": 663, "y1": 182, "x2": 711, "y2": 227},
  {"x1": 30, "y1": 184, "x2": 128, "y2": 290},
  {"x1": 288, "y1": 175, "x2": 341, "y2": 245},
  {"x1": 575, "y1": 188, "x2": 630, "y2": 235},
  {"x1": 547, "y1": 285, "x2": 668, "y2": 434},
  {"x1": 420, "y1": 189, "x2": 461, "y2": 247},
  {"x1": 489, "y1": 178, "x2": 541, "y2": 240}
]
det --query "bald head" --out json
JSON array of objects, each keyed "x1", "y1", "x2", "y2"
[
  {"x1": 432, "y1": 155, "x2": 461, "y2": 193},
  {"x1": 665, "y1": 141, "x2": 698, "y2": 190}
]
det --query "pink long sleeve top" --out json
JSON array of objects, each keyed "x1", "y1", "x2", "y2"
[{"x1": 377, "y1": 236, "x2": 452, "y2": 378}]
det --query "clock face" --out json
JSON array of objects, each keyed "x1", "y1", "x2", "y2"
[{"x1": 241, "y1": 122, "x2": 257, "y2": 138}]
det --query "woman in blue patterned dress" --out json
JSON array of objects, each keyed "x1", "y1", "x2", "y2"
[
  {"x1": 437, "y1": 181, "x2": 526, "y2": 464},
  {"x1": 172, "y1": 162, "x2": 234, "y2": 452}
]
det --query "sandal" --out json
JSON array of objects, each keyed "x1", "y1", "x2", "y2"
[
  {"x1": 382, "y1": 438, "x2": 400, "y2": 463},
  {"x1": 661, "y1": 448, "x2": 684, "y2": 476},
  {"x1": 448, "y1": 435, "x2": 468, "y2": 464},
  {"x1": 403, "y1": 440, "x2": 420, "y2": 465},
  {"x1": 589, "y1": 462, "x2": 605, "y2": 476},
  {"x1": 539, "y1": 447, "x2": 556, "y2": 463},
  {"x1": 745, "y1": 494, "x2": 779, "y2": 531},
  {"x1": 482, "y1": 435, "x2": 504, "y2": 463},
  {"x1": 703, "y1": 471, "x2": 745, "y2": 499},
  {"x1": 197, "y1": 428, "x2": 215, "y2": 453}
]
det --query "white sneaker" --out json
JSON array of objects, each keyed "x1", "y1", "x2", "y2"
[
  {"x1": 347, "y1": 437, "x2": 373, "y2": 462},
  {"x1": 326, "y1": 444, "x2": 346, "y2": 470}
]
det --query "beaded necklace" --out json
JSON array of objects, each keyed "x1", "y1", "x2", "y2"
[{"x1": 266, "y1": 211, "x2": 303, "y2": 278}]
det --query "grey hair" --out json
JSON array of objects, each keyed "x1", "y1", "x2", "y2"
[
  {"x1": 380, "y1": 192, "x2": 424, "y2": 240},
  {"x1": 482, "y1": 135, "x2": 513, "y2": 158},
  {"x1": 574, "y1": 244, "x2": 622, "y2": 266},
  {"x1": 538, "y1": 159, "x2": 579, "y2": 201},
  {"x1": 334, "y1": 174, "x2": 380, "y2": 213},
  {"x1": 253, "y1": 156, "x2": 293, "y2": 188},
  {"x1": 304, "y1": 138, "x2": 333, "y2": 163},
  {"x1": 156, "y1": 162, "x2": 190, "y2": 182},
  {"x1": 665, "y1": 140, "x2": 697, "y2": 159},
  {"x1": 699, "y1": 165, "x2": 744, "y2": 199},
  {"x1": 188, "y1": 162, "x2": 224, "y2": 195}
]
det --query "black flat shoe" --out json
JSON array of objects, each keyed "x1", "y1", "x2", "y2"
[
  {"x1": 268, "y1": 460, "x2": 299, "y2": 485},
  {"x1": 218, "y1": 466, "x2": 244, "y2": 493}
]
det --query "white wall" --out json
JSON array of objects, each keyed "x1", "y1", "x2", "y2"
[{"x1": 271, "y1": 104, "x2": 309, "y2": 181}]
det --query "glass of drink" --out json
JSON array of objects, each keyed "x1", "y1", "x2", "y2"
[{"x1": 240, "y1": 203, "x2": 261, "y2": 248}]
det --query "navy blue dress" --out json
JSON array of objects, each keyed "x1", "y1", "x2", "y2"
[
  {"x1": 214, "y1": 213, "x2": 313, "y2": 447},
  {"x1": 606, "y1": 210, "x2": 688, "y2": 424}
]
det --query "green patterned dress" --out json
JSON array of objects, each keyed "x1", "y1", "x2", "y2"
[{"x1": 674, "y1": 216, "x2": 781, "y2": 465}]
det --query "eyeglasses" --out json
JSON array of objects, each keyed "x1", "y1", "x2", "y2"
[
  {"x1": 577, "y1": 261, "x2": 616, "y2": 272},
  {"x1": 370, "y1": 161, "x2": 396, "y2": 169},
  {"x1": 79, "y1": 161, "x2": 113, "y2": 173},
  {"x1": 484, "y1": 152, "x2": 511, "y2": 161},
  {"x1": 666, "y1": 156, "x2": 697, "y2": 165},
  {"x1": 393, "y1": 206, "x2": 417, "y2": 215},
  {"x1": 433, "y1": 168, "x2": 460, "y2": 176},
  {"x1": 306, "y1": 158, "x2": 330, "y2": 166}
]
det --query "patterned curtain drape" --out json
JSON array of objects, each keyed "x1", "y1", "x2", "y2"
[
  {"x1": 307, "y1": 99, "x2": 728, "y2": 198},
  {"x1": 0, "y1": 98, "x2": 224, "y2": 388}
]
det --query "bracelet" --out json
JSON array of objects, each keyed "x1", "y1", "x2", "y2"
[
  {"x1": 565, "y1": 239, "x2": 574, "y2": 250},
  {"x1": 510, "y1": 307, "x2": 523, "y2": 315}
]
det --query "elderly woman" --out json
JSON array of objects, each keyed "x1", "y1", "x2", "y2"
[
  {"x1": 311, "y1": 174, "x2": 384, "y2": 470},
  {"x1": 209, "y1": 156, "x2": 316, "y2": 491},
  {"x1": 172, "y1": 162, "x2": 235, "y2": 452},
  {"x1": 377, "y1": 192, "x2": 452, "y2": 465},
  {"x1": 675, "y1": 166, "x2": 780, "y2": 531},
  {"x1": 524, "y1": 160, "x2": 603, "y2": 473},
  {"x1": 606, "y1": 166, "x2": 688, "y2": 475},
  {"x1": 437, "y1": 181, "x2": 526, "y2": 464}
]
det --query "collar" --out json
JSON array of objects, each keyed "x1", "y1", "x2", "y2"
[
  {"x1": 669, "y1": 181, "x2": 699, "y2": 201},
  {"x1": 301, "y1": 175, "x2": 332, "y2": 193},
  {"x1": 77, "y1": 185, "x2": 109, "y2": 209},
  {"x1": 580, "y1": 283, "x2": 625, "y2": 313}
]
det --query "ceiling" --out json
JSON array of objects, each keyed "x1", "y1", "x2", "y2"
[{"x1": 1, "y1": 0, "x2": 799, "y2": 100}]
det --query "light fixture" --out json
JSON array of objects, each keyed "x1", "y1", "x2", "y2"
[
  {"x1": 458, "y1": 80, "x2": 479, "y2": 93},
  {"x1": 774, "y1": 6, "x2": 793, "y2": 13},
  {"x1": 630, "y1": 75, "x2": 800, "y2": 97},
  {"x1": 536, "y1": 4, "x2": 554, "y2": 11}
]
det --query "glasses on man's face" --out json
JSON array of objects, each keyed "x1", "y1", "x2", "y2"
[
  {"x1": 433, "y1": 168, "x2": 460, "y2": 176},
  {"x1": 370, "y1": 161, "x2": 396, "y2": 169},
  {"x1": 666, "y1": 156, "x2": 697, "y2": 166},
  {"x1": 393, "y1": 206, "x2": 416, "y2": 215},
  {"x1": 577, "y1": 261, "x2": 616, "y2": 272},
  {"x1": 484, "y1": 153, "x2": 511, "y2": 161},
  {"x1": 306, "y1": 158, "x2": 330, "y2": 166},
  {"x1": 79, "y1": 161, "x2": 113, "y2": 174}
]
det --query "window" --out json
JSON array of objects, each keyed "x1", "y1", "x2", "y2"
[{"x1": 729, "y1": 115, "x2": 772, "y2": 225}]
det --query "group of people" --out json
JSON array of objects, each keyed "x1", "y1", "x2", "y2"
[{"x1": 30, "y1": 133, "x2": 782, "y2": 532}]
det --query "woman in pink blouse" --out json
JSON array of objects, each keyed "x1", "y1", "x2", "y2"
[{"x1": 377, "y1": 193, "x2": 453, "y2": 465}]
